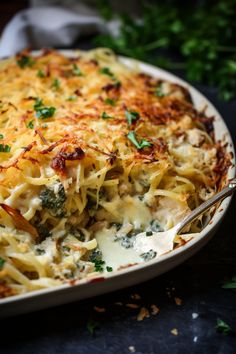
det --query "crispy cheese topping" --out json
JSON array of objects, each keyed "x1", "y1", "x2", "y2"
[{"x1": 0, "y1": 48, "x2": 231, "y2": 298}]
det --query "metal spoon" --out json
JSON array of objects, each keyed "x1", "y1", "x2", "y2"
[{"x1": 133, "y1": 178, "x2": 236, "y2": 257}]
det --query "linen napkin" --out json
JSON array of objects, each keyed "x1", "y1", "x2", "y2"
[{"x1": 0, "y1": 5, "x2": 120, "y2": 58}]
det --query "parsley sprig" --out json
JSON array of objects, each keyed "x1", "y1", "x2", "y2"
[
  {"x1": 95, "y1": 0, "x2": 236, "y2": 101},
  {"x1": 216, "y1": 319, "x2": 232, "y2": 335},
  {"x1": 16, "y1": 55, "x2": 35, "y2": 69},
  {"x1": 33, "y1": 98, "x2": 56, "y2": 119},
  {"x1": 125, "y1": 110, "x2": 140, "y2": 125},
  {"x1": 127, "y1": 131, "x2": 152, "y2": 150}
]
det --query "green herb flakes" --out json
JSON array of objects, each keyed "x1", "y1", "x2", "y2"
[
  {"x1": 127, "y1": 131, "x2": 152, "y2": 150},
  {"x1": 16, "y1": 55, "x2": 35, "y2": 69},
  {"x1": 155, "y1": 83, "x2": 165, "y2": 97},
  {"x1": 222, "y1": 275, "x2": 236, "y2": 289},
  {"x1": 0, "y1": 144, "x2": 11, "y2": 153},
  {"x1": 87, "y1": 318, "x2": 99, "y2": 335},
  {"x1": 27, "y1": 120, "x2": 34, "y2": 129},
  {"x1": 37, "y1": 69, "x2": 46, "y2": 78},
  {"x1": 36, "y1": 107, "x2": 56, "y2": 119},
  {"x1": 100, "y1": 67, "x2": 114, "y2": 77},
  {"x1": 106, "y1": 266, "x2": 113, "y2": 272},
  {"x1": 72, "y1": 64, "x2": 82, "y2": 76},
  {"x1": 125, "y1": 110, "x2": 140, "y2": 125},
  {"x1": 51, "y1": 78, "x2": 60, "y2": 90},
  {"x1": 66, "y1": 95, "x2": 77, "y2": 101},
  {"x1": 0, "y1": 134, "x2": 4, "y2": 139},
  {"x1": 101, "y1": 111, "x2": 113, "y2": 119},
  {"x1": 216, "y1": 319, "x2": 232, "y2": 335},
  {"x1": 104, "y1": 98, "x2": 116, "y2": 106},
  {"x1": 0, "y1": 257, "x2": 5, "y2": 269},
  {"x1": 146, "y1": 231, "x2": 153, "y2": 236}
]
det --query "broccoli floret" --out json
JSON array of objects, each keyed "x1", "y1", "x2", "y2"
[{"x1": 39, "y1": 183, "x2": 66, "y2": 217}]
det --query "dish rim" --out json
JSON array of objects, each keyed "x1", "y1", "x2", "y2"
[{"x1": 0, "y1": 49, "x2": 235, "y2": 307}]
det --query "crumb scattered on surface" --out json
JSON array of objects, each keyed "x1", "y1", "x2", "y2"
[
  {"x1": 93, "y1": 306, "x2": 106, "y2": 313},
  {"x1": 126, "y1": 303, "x2": 140, "y2": 309},
  {"x1": 128, "y1": 346, "x2": 136, "y2": 353},
  {"x1": 193, "y1": 336, "x2": 198, "y2": 342},
  {"x1": 115, "y1": 302, "x2": 123, "y2": 306},
  {"x1": 150, "y1": 304, "x2": 160, "y2": 315},
  {"x1": 174, "y1": 297, "x2": 182, "y2": 306},
  {"x1": 192, "y1": 312, "x2": 199, "y2": 319},
  {"x1": 131, "y1": 293, "x2": 141, "y2": 300},
  {"x1": 171, "y1": 328, "x2": 178, "y2": 336},
  {"x1": 137, "y1": 307, "x2": 150, "y2": 321}
]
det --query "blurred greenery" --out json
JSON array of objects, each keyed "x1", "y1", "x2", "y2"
[{"x1": 95, "y1": 0, "x2": 236, "y2": 101}]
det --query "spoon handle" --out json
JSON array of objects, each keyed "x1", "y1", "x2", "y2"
[{"x1": 176, "y1": 178, "x2": 236, "y2": 234}]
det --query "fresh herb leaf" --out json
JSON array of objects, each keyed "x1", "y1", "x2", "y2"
[
  {"x1": 16, "y1": 55, "x2": 35, "y2": 68},
  {"x1": 0, "y1": 134, "x2": 4, "y2": 139},
  {"x1": 125, "y1": 110, "x2": 140, "y2": 125},
  {"x1": 37, "y1": 69, "x2": 46, "y2": 78},
  {"x1": 222, "y1": 275, "x2": 236, "y2": 289},
  {"x1": 146, "y1": 231, "x2": 153, "y2": 236},
  {"x1": 72, "y1": 63, "x2": 82, "y2": 76},
  {"x1": 36, "y1": 106, "x2": 56, "y2": 119},
  {"x1": 140, "y1": 249, "x2": 157, "y2": 261},
  {"x1": 100, "y1": 67, "x2": 114, "y2": 77},
  {"x1": 150, "y1": 220, "x2": 163, "y2": 232},
  {"x1": 101, "y1": 111, "x2": 113, "y2": 119},
  {"x1": 0, "y1": 257, "x2": 5, "y2": 269},
  {"x1": 216, "y1": 319, "x2": 232, "y2": 335},
  {"x1": 0, "y1": 144, "x2": 11, "y2": 153},
  {"x1": 127, "y1": 131, "x2": 152, "y2": 149},
  {"x1": 155, "y1": 83, "x2": 165, "y2": 97},
  {"x1": 66, "y1": 95, "x2": 77, "y2": 101},
  {"x1": 51, "y1": 78, "x2": 60, "y2": 90},
  {"x1": 104, "y1": 98, "x2": 116, "y2": 106},
  {"x1": 106, "y1": 266, "x2": 113, "y2": 272},
  {"x1": 27, "y1": 120, "x2": 34, "y2": 129},
  {"x1": 94, "y1": 259, "x2": 105, "y2": 272},
  {"x1": 87, "y1": 318, "x2": 99, "y2": 335},
  {"x1": 34, "y1": 98, "x2": 43, "y2": 110}
]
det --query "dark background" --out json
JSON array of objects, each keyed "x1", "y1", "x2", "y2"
[{"x1": 0, "y1": 2, "x2": 236, "y2": 354}]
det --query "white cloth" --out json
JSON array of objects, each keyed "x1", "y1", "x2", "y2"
[{"x1": 0, "y1": 6, "x2": 120, "y2": 58}]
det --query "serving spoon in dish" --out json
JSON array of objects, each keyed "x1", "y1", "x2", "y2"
[{"x1": 133, "y1": 179, "x2": 236, "y2": 257}]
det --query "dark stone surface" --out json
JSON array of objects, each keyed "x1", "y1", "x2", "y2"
[{"x1": 1, "y1": 44, "x2": 236, "y2": 354}]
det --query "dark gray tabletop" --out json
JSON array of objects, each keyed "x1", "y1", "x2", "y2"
[{"x1": 1, "y1": 46, "x2": 236, "y2": 354}]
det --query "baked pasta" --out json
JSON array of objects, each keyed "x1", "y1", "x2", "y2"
[{"x1": 0, "y1": 48, "x2": 231, "y2": 298}]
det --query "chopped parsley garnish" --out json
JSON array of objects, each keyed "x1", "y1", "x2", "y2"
[
  {"x1": 33, "y1": 98, "x2": 56, "y2": 119},
  {"x1": 125, "y1": 110, "x2": 140, "y2": 125},
  {"x1": 66, "y1": 95, "x2": 77, "y2": 101},
  {"x1": 72, "y1": 63, "x2": 82, "y2": 76},
  {"x1": 127, "y1": 131, "x2": 152, "y2": 150},
  {"x1": 155, "y1": 83, "x2": 165, "y2": 97},
  {"x1": 100, "y1": 66, "x2": 114, "y2": 77},
  {"x1": 101, "y1": 111, "x2": 113, "y2": 119},
  {"x1": 106, "y1": 266, "x2": 113, "y2": 272},
  {"x1": 146, "y1": 231, "x2": 153, "y2": 236},
  {"x1": 0, "y1": 134, "x2": 4, "y2": 139},
  {"x1": 222, "y1": 275, "x2": 236, "y2": 289},
  {"x1": 34, "y1": 98, "x2": 43, "y2": 110},
  {"x1": 140, "y1": 249, "x2": 157, "y2": 261},
  {"x1": 35, "y1": 248, "x2": 46, "y2": 255},
  {"x1": 94, "y1": 259, "x2": 105, "y2": 272},
  {"x1": 113, "y1": 80, "x2": 121, "y2": 88},
  {"x1": 119, "y1": 236, "x2": 134, "y2": 249},
  {"x1": 16, "y1": 55, "x2": 35, "y2": 68},
  {"x1": 51, "y1": 78, "x2": 60, "y2": 90},
  {"x1": 0, "y1": 257, "x2": 5, "y2": 269},
  {"x1": 104, "y1": 98, "x2": 116, "y2": 106},
  {"x1": 216, "y1": 319, "x2": 232, "y2": 335},
  {"x1": 26, "y1": 120, "x2": 34, "y2": 129},
  {"x1": 36, "y1": 107, "x2": 56, "y2": 119},
  {"x1": 87, "y1": 318, "x2": 99, "y2": 335},
  {"x1": 0, "y1": 144, "x2": 11, "y2": 153},
  {"x1": 37, "y1": 69, "x2": 46, "y2": 78}
]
